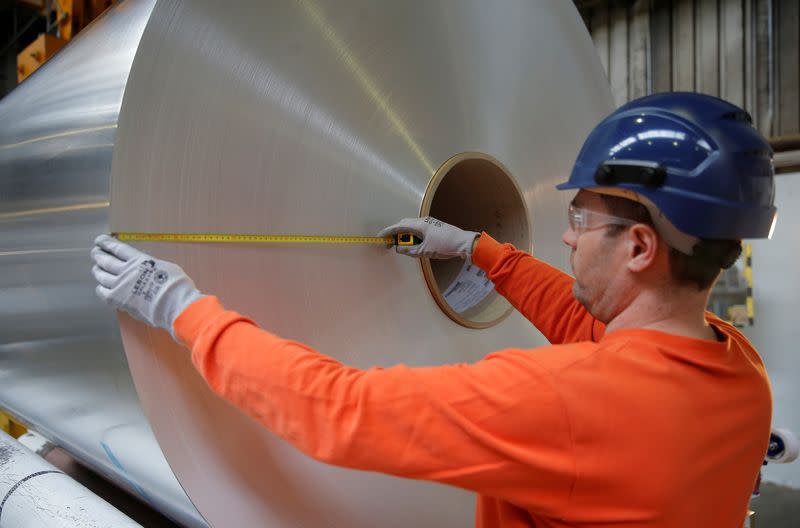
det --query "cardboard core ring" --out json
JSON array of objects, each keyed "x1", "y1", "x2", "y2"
[{"x1": 420, "y1": 152, "x2": 531, "y2": 328}]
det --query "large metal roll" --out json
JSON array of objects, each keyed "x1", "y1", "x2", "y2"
[
  {"x1": 0, "y1": 1, "x2": 206, "y2": 526},
  {"x1": 111, "y1": 1, "x2": 613, "y2": 526}
]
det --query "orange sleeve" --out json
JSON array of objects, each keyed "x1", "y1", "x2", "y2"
[
  {"x1": 174, "y1": 296, "x2": 575, "y2": 511},
  {"x1": 472, "y1": 233, "x2": 604, "y2": 344}
]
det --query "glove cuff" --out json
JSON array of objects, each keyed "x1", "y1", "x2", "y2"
[
  {"x1": 456, "y1": 230, "x2": 481, "y2": 259},
  {"x1": 163, "y1": 283, "x2": 205, "y2": 339}
]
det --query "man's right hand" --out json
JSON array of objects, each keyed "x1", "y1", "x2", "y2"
[{"x1": 378, "y1": 217, "x2": 480, "y2": 260}]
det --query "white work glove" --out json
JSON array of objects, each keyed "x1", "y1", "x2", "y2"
[
  {"x1": 90, "y1": 234, "x2": 205, "y2": 339},
  {"x1": 378, "y1": 216, "x2": 480, "y2": 259}
]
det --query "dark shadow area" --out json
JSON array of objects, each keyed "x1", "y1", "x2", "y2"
[{"x1": 0, "y1": 0, "x2": 46, "y2": 100}]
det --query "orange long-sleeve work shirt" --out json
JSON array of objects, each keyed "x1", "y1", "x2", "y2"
[{"x1": 174, "y1": 233, "x2": 772, "y2": 527}]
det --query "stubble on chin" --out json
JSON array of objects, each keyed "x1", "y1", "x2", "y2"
[{"x1": 572, "y1": 281, "x2": 591, "y2": 311}]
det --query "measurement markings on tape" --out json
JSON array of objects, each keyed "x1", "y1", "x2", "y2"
[{"x1": 112, "y1": 232, "x2": 420, "y2": 246}]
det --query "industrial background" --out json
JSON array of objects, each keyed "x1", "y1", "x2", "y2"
[{"x1": 0, "y1": 0, "x2": 798, "y2": 526}]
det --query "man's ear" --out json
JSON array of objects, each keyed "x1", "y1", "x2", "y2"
[{"x1": 626, "y1": 224, "x2": 660, "y2": 272}]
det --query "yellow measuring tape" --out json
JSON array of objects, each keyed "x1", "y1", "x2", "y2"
[{"x1": 113, "y1": 232, "x2": 421, "y2": 246}]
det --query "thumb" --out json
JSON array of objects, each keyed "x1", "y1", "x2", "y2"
[
  {"x1": 395, "y1": 244, "x2": 423, "y2": 258},
  {"x1": 377, "y1": 219, "x2": 424, "y2": 238}
]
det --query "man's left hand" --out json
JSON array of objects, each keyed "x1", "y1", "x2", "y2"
[{"x1": 91, "y1": 235, "x2": 205, "y2": 339}]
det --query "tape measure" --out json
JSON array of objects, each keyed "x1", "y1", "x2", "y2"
[{"x1": 113, "y1": 232, "x2": 422, "y2": 246}]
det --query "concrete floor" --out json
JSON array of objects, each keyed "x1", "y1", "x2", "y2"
[{"x1": 751, "y1": 482, "x2": 800, "y2": 527}]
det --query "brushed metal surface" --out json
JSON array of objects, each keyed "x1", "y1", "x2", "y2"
[
  {"x1": 0, "y1": 1, "x2": 206, "y2": 526},
  {"x1": 112, "y1": 1, "x2": 614, "y2": 526}
]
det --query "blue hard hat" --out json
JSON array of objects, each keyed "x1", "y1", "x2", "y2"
[{"x1": 557, "y1": 92, "x2": 776, "y2": 240}]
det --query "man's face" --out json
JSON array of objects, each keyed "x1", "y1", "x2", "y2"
[{"x1": 561, "y1": 190, "x2": 629, "y2": 321}]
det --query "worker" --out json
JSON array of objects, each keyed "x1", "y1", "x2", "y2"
[{"x1": 90, "y1": 92, "x2": 776, "y2": 527}]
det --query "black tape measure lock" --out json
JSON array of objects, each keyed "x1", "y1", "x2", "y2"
[{"x1": 395, "y1": 233, "x2": 422, "y2": 246}]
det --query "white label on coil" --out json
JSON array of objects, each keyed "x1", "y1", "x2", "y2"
[{"x1": 442, "y1": 262, "x2": 495, "y2": 314}]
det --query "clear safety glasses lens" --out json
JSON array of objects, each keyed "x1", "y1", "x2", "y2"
[{"x1": 568, "y1": 204, "x2": 637, "y2": 232}]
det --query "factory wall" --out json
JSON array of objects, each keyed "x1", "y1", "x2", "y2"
[
  {"x1": 575, "y1": 0, "x2": 799, "y2": 140},
  {"x1": 745, "y1": 172, "x2": 800, "y2": 488}
]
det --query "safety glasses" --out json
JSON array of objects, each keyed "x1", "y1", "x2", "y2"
[{"x1": 568, "y1": 203, "x2": 637, "y2": 233}]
